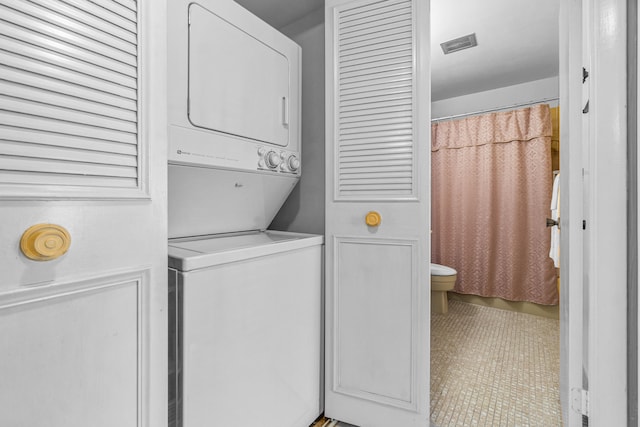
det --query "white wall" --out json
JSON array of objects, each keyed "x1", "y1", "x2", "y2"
[
  {"x1": 432, "y1": 76, "x2": 559, "y2": 120},
  {"x1": 270, "y1": 8, "x2": 326, "y2": 235}
]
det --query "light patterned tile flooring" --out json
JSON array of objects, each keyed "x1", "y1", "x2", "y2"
[{"x1": 430, "y1": 300, "x2": 562, "y2": 426}]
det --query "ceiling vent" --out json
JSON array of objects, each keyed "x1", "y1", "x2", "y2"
[{"x1": 440, "y1": 33, "x2": 478, "y2": 54}]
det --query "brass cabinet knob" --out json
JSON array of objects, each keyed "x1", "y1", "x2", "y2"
[
  {"x1": 20, "y1": 224, "x2": 71, "y2": 261},
  {"x1": 365, "y1": 211, "x2": 381, "y2": 227}
]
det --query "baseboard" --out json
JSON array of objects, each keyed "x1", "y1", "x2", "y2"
[{"x1": 448, "y1": 292, "x2": 560, "y2": 319}]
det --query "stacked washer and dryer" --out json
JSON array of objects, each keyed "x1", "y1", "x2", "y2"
[{"x1": 167, "y1": 1, "x2": 323, "y2": 426}]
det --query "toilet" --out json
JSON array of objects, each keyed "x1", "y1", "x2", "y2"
[{"x1": 431, "y1": 263, "x2": 457, "y2": 314}]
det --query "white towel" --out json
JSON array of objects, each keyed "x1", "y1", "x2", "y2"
[{"x1": 549, "y1": 173, "x2": 560, "y2": 267}]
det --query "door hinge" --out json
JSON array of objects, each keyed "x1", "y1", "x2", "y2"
[
  {"x1": 571, "y1": 388, "x2": 590, "y2": 417},
  {"x1": 582, "y1": 68, "x2": 590, "y2": 114}
]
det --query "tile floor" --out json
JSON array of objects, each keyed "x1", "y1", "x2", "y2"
[{"x1": 430, "y1": 300, "x2": 562, "y2": 426}]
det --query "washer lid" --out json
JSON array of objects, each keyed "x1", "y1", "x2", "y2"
[
  {"x1": 431, "y1": 263, "x2": 457, "y2": 276},
  {"x1": 168, "y1": 230, "x2": 323, "y2": 271}
]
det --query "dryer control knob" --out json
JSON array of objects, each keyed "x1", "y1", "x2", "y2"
[
  {"x1": 257, "y1": 147, "x2": 266, "y2": 156},
  {"x1": 287, "y1": 156, "x2": 300, "y2": 172},
  {"x1": 265, "y1": 151, "x2": 282, "y2": 169}
]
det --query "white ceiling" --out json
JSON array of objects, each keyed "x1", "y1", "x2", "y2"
[
  {"x1": 431, "y1": 0, "x2": 559, "y2": 100},
  {"x1": 234, "y1": 0, "x2": 324, "y2": 30},
  {"x1": 234, "y1": 0, "x2": 560, "y2": 101}
]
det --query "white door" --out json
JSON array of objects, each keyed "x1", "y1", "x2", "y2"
[
  {"x1": 0, "y1": 1, "x2": 167, "y2": 426},
  {"x1": 324, "y1": 0, "x2": 430, "y2": 425}
]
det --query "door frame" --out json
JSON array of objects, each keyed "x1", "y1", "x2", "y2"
[
  {"x1": 558, "y1": 0, "x2": 585, "y2": 425},
  {"x1": 559, "y1": 0, "x2": 628, "y2": 425},
  {"x1": 585, "y1": 0, "x2": 628, "y2": 424},
  {"x1": 629, "y1": 0, "x2": 638, "y2": 423}
]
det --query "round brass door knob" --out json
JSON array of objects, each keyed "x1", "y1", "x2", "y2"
[
  {"x1": 20, "y1": 224, "x2": 71, "y2": 261},
  {"x1": 365, "y1": 211, "x2": 381, "y2": 227}
]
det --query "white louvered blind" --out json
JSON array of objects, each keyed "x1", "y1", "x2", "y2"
[
  {"x1": 0, "y1": 0, "x2": 141, "y2": 197},
  {"x1": 335, "y1": 0, "x2": 416, "y2": 200}
]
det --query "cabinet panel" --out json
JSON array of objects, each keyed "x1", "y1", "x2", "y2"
[
  {"x1": 333, "y1": 237, "x2": 417, "y2": 408},
  {"x1": 0, "y1": 273, "x2": 145, "y2": 427}
]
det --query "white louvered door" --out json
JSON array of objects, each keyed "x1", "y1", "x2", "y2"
[
  {"x1": 324, "y1": 0, "x2": 430, "y2": 425},
  {"x1": 0, "y1": 1, "x2": 167, "y2": 426},
  {"x1": 0, "y1": 0, "x2": 140, "y2": 195}
]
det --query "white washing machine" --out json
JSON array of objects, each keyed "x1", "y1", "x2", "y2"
[{"x1": 168, "y1": 231, "x2": 323, "y2": 426}]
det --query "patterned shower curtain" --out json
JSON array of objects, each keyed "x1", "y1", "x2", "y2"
[{"x1": 431, "y1": 104, "x2": 558, "y2": 305}]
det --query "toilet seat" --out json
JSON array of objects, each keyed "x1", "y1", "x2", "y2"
[{"x1": 431, "y1": 263, "x2": 456, "y2": 276}]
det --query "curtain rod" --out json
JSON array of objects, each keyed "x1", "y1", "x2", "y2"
[{"x1": 431, "y1": 97, "x2": 560, "y2": 122}]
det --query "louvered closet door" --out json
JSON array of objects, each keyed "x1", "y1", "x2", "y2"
[
  {"x1": 0, "y1": 0, "x2": 141, "y2": 196},
  {"x1": 324, "y1": 0, "x2": 430, "y2": 426},
  {"x1": 0, "y1": 1, "x2": 167, "y2": 426}
]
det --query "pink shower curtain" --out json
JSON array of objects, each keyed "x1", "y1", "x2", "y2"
[{"x1": 431, "y1": 104, "x2": 558, "y2": 305}]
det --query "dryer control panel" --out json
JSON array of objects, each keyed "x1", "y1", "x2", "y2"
[
  {"x1": 169, "y1": 125, "x2": 301, "y2": 176},
  {"x1": 257, "y1": 147, "x2": 300, "y2": 174}
]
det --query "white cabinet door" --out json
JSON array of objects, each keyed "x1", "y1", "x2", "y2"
[
  {"x1": 324, "y1": 0, "x2": 430, "y2": 425},
  {"x1": 0, "y1": 1, "x2": 167, "y2": 426}
]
